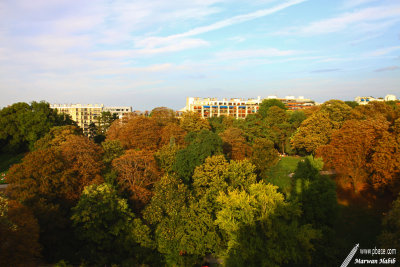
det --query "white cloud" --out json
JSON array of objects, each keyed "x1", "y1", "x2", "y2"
[
  {"x1": 278, "y1": 5, "x2": 400, "y2": 35},
  {"x1": 342, "y1": 0, "x2": 379, "y2": 9},
  {"x1": 216, "y1": 48, "x2": 300, "y2": 60},
  {"x1": 134, "y1": 0, "x2": 306, "y2": 50},
  {"x1": 364, "y1": 46, "x2": 400, "y2": 57}
]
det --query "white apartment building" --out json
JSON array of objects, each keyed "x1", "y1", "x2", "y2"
[{"x1": 50, "y1": 104, "x2": 132, "y2": 133}]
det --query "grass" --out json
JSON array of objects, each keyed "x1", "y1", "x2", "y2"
[
  {"x1": 0, "y1": 152, "x2": 24, "y2": 184},
  {"x1": 264, "y1": 156, "x2": 302, "y2": 196}
]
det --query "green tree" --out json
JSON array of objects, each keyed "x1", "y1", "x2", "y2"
[
  {"x1": 179, "y1": 111, "x2": 210, "y2": 133},
  {"x1": 379, "y1": 194, "x2": 400, "y2": 254},
  {"x1": 173, "y1": 130, "x2": 223, "y2": 183},
  {"x1": 215, "y1": 182, "x2": 320, "y2": 266},
  {"x1": 319, "y1": 100, "x2": 352, "y2": 128},
  {"x1": 250, "y1": 138, "x2": 279, "y2": 176},
  {"x1": 71, "y1": 183, "x2": 152, "y2": 265},
  {"x1": 155, "y1": 143, "x2": 180, "y2": 175},
  {"x1": 291, "y1": 111, "x2": 335, "y2": 154},
  {"x1": 344, "y1": 101, "x2": 359, "y2": 109},
  {"x1": 0, "y1": 101, "x2": 74, "y2": 152},
  {"x1": 235, "y1": 114, "x2": 268, "y2": 143},
  {"x1": 258, "y1": 99, "x2": 287, "y2": 119},
  {"x1": 264, "y1": 106, "x2": 291, "y2": 153},
  {"x1": 143, "y1": 174, "x2": 197, "y2": 265},
  {"x1": 101, "y1": 139, "x2": 124, "y2": 165},
  {"x1": 289, "y1": 110, "x2": 307, "y2": 129}
]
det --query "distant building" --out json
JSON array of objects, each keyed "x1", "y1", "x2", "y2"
[
  {"x1": 181, "y1": 96, "x2": 314, "y2": 119},
  {"x1": 103, "y1": 106, "x2": 132, "y2": 119},
  {"x1": 50, "y1": 104, "x2": 132, "y2": 133},
  {"x1": 354, "y1": 94, "x2": 397, "y2": 105}
]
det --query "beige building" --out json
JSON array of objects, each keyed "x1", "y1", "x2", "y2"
[
  {"x1": 50, "y1": 104, "x2": 132, "y2": 133},
  {"x1": 181, "y1": 96, "x2": 315, "y2": 119}
]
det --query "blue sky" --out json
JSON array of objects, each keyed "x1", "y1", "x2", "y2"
[{"x1": 0, "y1": 0, "x2": 399, "y2": 110}]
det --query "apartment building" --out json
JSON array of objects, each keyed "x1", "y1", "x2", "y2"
[
  {"x1": 181, "y1": 96, "x2": 314, "y2": 119},
  {"x1": 50, "y1": 104, "x2": 132, "y2": 133},
  {"x1": 354, "y1": 94, "x2": 397, "y2": 105}
]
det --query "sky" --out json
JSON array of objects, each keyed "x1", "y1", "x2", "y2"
[{"x1": 0, "y1": 0, "x2": 399, "y2": 110}]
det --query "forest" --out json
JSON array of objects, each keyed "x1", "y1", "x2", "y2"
[{"x1": 0, "y1": 99, "x2": 399, "y2": 266}]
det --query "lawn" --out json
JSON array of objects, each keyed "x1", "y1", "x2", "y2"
[
  {"x1": 0, "y1": 152, "x2": 24, "y2": 184},
  {"x1": 264, "y1": 156, "x2": 302, "y2": 197}
]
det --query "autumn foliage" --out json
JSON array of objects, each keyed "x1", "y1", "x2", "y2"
[
  {"x1": 112, "y1": 149, "x2": 160, "y2": 208},
  {"x1": 107, "y1": 115, "x2": 161, "y2": 150}
]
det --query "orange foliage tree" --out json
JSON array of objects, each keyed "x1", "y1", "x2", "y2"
[
  {"x1": 150, "y1": 107, "x2": 177, "y2": 126},
  {"x1": 0, "y1": 196, "x2": 41, "y2": 267},
  {"x1": 159, "y1": 123, "x2": 187, "y2": 147},
  {"x1": 6, "y1": 134, "x2": 104, "y2": 261},
  {"x1": 107, "y1": 115, "x2": 161, "y2": 150},
  {"x1": 317, "y1": 119, "x2": 392, "y2": 193},
  {"x1": 220, "y1": 127, "x2": 251, "y2": 160},
  {"x1": 112, "y1": 149, "x2": 160, "y2": 209}
]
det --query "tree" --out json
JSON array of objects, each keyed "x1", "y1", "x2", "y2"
[
  {"x1": 143, "y1": 174, "x2": 196, "y2": 265},
  {"x1": 155, "y1": 143, "x2": 180, "y2": 175},
  {"x1": 0, "y1": 101, "x2": 74, "y2": 152},
  {"x1": 291, "y1": 112, "x2": 335, "y2": 154},
  {"x1": 159, "y1": 123, "x2": 187, "y2": 147},
  {"x1": 112, "y1": 149, "x2": 160, "y2": 209},
  {"x1": 6, "y1": 135, "x2": 104, "y2": 261},
  {"x1": 367, "y1": 128, "x2": 400, "y2": 192},
  {"x1": 33, "y1": 125, "x2": 82, "y2": 150},
  {"x1": 319, "y1": 100, "x2": 352, "y2": 128},
  {"x1": 264, "y1": 106, "x2": 291, "y2": 153},
  {"x1": 379, "y1": 194, "x2": 400, "y2": 254},
  {"x1": 220, "y1": 127, "x2": 251, "y2": 160},
  {"x1": 289, "y1": 110, "x2": 307, "y2": 129},
  {"x1": 235, "y1": 114, "x2": 268, "y2": 143},
  {"x1": 258, "y1": 99, "x2": 287, "y2": 119},
  {"x1": 317, "y1": 119, "x2": 390, "y2": 193},
  {"x1": 208, "y1": 116, "x2": 235, "y2": 134},
  {"x1": 71, "y1": 183, "x2": 151, "y2": 265},
  {"x1": 250, "y1": 138, "x2": 279, "y2": 175},
  {"x1": 107, "y1": 115, "x2": 161, "y2": 150},
  {"x1": 95, "y1": 111, "x2": 118, "y2": 135},
  {"x1": 150, "y1": 107, "x2": 177, "y2": 126},
  {"x1": 179, "y1": 111, "x2": 210, "y2": 133},
  {"x1": 344, "y1": 101, "x2": 359, "y2": 109},
  {"x1": 0, "y1": 195, "x2": 41, "y2": 267},
  {"x1": 351, "y1": 101, "x2": 396, "y2": 123},
  {"x1": 173, "y1": 130, "x2": 223, "y2": 183},
  {"x1": 215, "y1": 182, "x2": 320, "y2": 266},
  {"x1": 101, "y1": 139, "x2": 124, "y2": 165}
]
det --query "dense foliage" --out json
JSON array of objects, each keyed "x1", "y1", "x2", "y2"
[{"x1": 1, "y1": 99, "x2": 399, "y2": 266}]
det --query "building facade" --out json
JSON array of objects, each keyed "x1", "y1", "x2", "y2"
[
  {"x1": 181, "y1": 96, "x2": 315, "y2": 119},
  {"x1": 50, "y1": 104, "x2": 132, "y2": 133},
  {"x1": 354, "y1": 94, "x2": 397, "y2": 105}
]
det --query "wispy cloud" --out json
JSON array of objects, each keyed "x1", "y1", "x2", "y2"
[
  {"x1": 135, "y1": 0, "x2": 306, "y2": 49},
  {"x1": 364, "y1": 46, "x2": 400, "y2": 57},
  {"x1": 341, "y1": 0, "x2": 379, "y2": 9},
  {"x1": 374, "y1": 65, "x2": 399, "y2": 72},
  {"x1": 310, "y1": 68, "x2": 341, "y2": 73},
  {"x1": 277, "y1": 5, "x2": 400, "y2": 35},
  {"x1": 216, "y1": 48, "x2": 301, "y2": 60}
]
